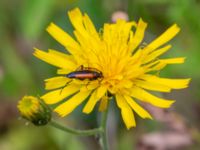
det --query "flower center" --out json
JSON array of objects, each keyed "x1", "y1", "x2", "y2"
[{"x1": 18, "y1": 96, "x2": 40, "y2": 118}]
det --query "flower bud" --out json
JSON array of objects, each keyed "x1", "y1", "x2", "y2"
[{"x1": 17, "y1": 96, "x2": 51, "y2": 126}]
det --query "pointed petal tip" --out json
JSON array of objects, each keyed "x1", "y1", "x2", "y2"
[
  {"x1": 33, "y1": 48, "x2": 41, "y2": 56},
  {"x1": 140, "y1": 112, "x2": 153, "y2": 120},
  {"x1": 82, "y1": 100, "x2": 94, "y2": 114},
  {"x1": 33, "y1": 47, "x2": 38, "y2": 50},
  {"x1": 68, "y1": 7, "x2": 81, "y2": 16},
  {"x1": 168, "y1": 100, "x2": 176, "y2": 107},
  {"x1": 172, "y1": 23, "x2": 181, "y2": 32},
  {"x1": 138, "y1": 18, "x2": 147, "y2": 26},
  {"x1": 181, "y1": 57, "x2": 186, "y2": 62},
  {"x1": 139, "y1": 17, "x2": 144, "y2": 22},
  {"x1": 146, "y1": 115, "x2": 153, "y2": 120},
  {"x1": 82, "y1": 109, "x2": 90, "y2": 114},
  {"x1": 56, "y1": 111, "x2": 66, "y2": 118},
  {"x1": 33, "y1": 48, "x2": 38, "y2": 55},
  {"x1": 174, "y1": 23, "x2": 180, "y2": 28},
  {"x1": 176, "y1": 78, "x2": 191, "y2": 89},
  {"x1": 46, "y1": 22, "x2": 56, "y2": 32},
  {"x1": 54, "y1": 107, "x2": 67, "y2": 117},
  {"x1": 33, "y1": 47, "x2": 40, "y2": 53},
  {"x1": 167, "y1": 44, "x2": 172, "y2": 48},
  {"x1": 46, "y1": 22, "x2": 52, "y2": 28},
  {"x1": 71, "y1": 7, "x2": 81, "y2": 12},
  {"x1": 126, "y1": 124, "x2": 136, "y2": 130},
  {"x1": 185, "y1": 78, "x2": 192, "y2": 87}
]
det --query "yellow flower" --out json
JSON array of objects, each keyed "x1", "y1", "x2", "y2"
[
  {"x1": 18, "y1": 96, "x2": 51, "y2": 125},
  {"x1": 18, "y1": 96, "x2": 40, "y2": 119},
  {"x1": 34, "y1": 8, "x2": 190, "y2": 129}
]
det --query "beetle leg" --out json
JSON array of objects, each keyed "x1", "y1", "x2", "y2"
[
  {"x1": 60, "y1": 80, "x2": 72, "y2": 95},
  {"x1": 76, "y1": 65, "x2": 84, "y2": 71},
  {"x1": 85, "y1": 80, "x2": 90, "y2": 89}
]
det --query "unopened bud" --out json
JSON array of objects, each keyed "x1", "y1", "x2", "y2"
[{"x1": 17, "y1": 96, "x2": 51, "y2": 126}]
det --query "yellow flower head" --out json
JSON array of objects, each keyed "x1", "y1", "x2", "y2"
[
  {"x1": 18, "y1": 96, "x2": 40, "y2": 119},
  {"x1": 18, "y1": 96, "x2": 51, "y2": 125},
  {"x1": 34, "y1": 8, "x2": 190, "y2": 129}
]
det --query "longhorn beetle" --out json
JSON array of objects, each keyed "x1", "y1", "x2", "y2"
[{"x1": 60, "y1": 65, "x2": 103, "y2": 94}]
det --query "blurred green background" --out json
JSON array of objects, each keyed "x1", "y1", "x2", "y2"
[{"x1": 0, "y1": 0, "x2": 200, "y2": 149}]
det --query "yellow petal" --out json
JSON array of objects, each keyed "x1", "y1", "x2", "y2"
[
  {"x1": 129, "y1": 48, "x2": 146, "y2": 66},
  {"x1": 68, "y1": 9, "x2": 102, "y2": 59},
  {"x1": 145, "y1": 24, "x2": 180, "y2": 53},
  {"x1": 143, "y1": 59, "x2": 159, "y2": 69},
  {"x1": 83, "y1": 14, "x2": 99, "y2": 40},
  {"x1": 140, "y1": 74, "x2": 191, "y2": 89},
  {"x1": 145, "y1": 62, "x2": 167, "y2": 72},
  {"x1": 103, "y1": 24, "x2": 112, "y2": 45},
  {"x1": 82, "y1": 91, "x2": 98, "y2": 114},
  {"x1": 33, "y1": 48, "x2": 76, "y2": 70},
  {"x1": 57, "y1": 69, "x2": 71, "y2": 75},
  {"x1": 115, "y1": 20, "x2": 136, "y2": 47},
  {"x1": 120, "y1": 79, "x2": 133, "y2": 88},
  {"x1": 159, "y1": 57, "x2": 186, "y2": 64},
  {"x1": 143, "y1": 45, "x2": 172, "y2": 64},
  {"x1": 54, "y1": 90, "x2": 91, "y2": 117},
  {"x1": 116, "y1": 94, "x2": 136, "y2": 129},
  {"x1": 45, "y1": 76, "x2": 70, "y2": 90},
  {"x1": 83, "y1": 86, "x2": 107, "y2": 114},
  {"x1": 73, "y1": 30, "x2": 98, "y2": 60},
  {"x1": 99, "y1": 96, "x2": 109, "y2": 112},
  {"x1": 129, "y1": 18, "x2": 147, "y2": 52},
  {"x1": 46, "y1": 23, "x2": 80, "y2": 54},
  {"x1": 135, "y1": 79, "x2": 171, "y2": 92},
  {"x1": 68, "y1": 8, "x2": 82, "y2": 28},
  {"x1": 130, "y1": 87, "x2": 175, "y2": 108},
  {"x1": 80, "y1": 81, "x2": 100, "y2": 91},
  {"x1": 145, "y1": 57, "x2": 186, "y2": 72},
  {"x1": 68, "y1": 8, "x2": 88, "y2": 36},
  {"x1": 41, "y1": 84, "x2": 80, "y2": 104},
  {"x1": 124, "y1": 95, "x2": 152, "y2": 119},
  {"x1": 48, "y1": 49, "x2": 76, "y2": 63},
  {"x1": 96, "y1": 85, "x2": 108, "y2": 98}
]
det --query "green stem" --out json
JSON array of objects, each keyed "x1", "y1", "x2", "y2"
[
  {"x1": 49, "y1": 120, "x2": 102, "y2": 136},
  {"x1": 100, "y1": 101, "x2": 109, "y2": 150},
  {"x1": 49, "y1": 98, "x2": 110, "y2": 149}
]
